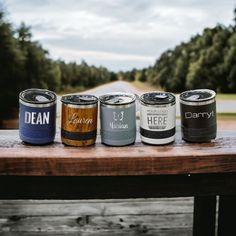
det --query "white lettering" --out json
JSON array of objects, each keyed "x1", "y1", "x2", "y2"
[
  {"x1": 43, "y1": 112, "x2": 50, "y2": 124},
  {"x1": 185, "y1": 111, "x2": 214, "y2": 119},
  {"x1": 36, "y1": 113, "x2": 42, "y2": 124},
  {"x1": 110, "y1": 111, "x2": 128, "y2": 129},
  {"x1": 24, "y1": 112, "x2": 50, "y2": 125},
  {"x1": 110, "y1": 122, "x2": 128, "y2": 129},
  {"x1": 68, "y1": 113, "x2": 93, "y2": 125},
  {"x1": 185, "y1": 112, "x2": 192, "y2": 119},
  {"x1": 25, "y1": 112, "x2": 31, "y2": 124},
  {"x1": 31, "y1": 112, "x2": 36, "y2": 124}
]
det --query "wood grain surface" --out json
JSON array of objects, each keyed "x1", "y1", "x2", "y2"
[
  {"x1": 61, "y1": 104, "x2": 97, "y2": 146},
  {"x1": 0, "y1": 129, "x2": 236, "y2": 176},
  {"x1": 0, "y1": 198, "x2": 193, "y2": 236}
]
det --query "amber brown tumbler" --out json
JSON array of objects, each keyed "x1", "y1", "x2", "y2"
[{"x1": 61, "y1": 94, "x2": 98, "y2": 146}]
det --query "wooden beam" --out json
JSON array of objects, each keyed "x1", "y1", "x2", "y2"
[
  {"x1": 1, "y1": 173, "x2": 236, "y2": 199},
  {"x1": 0, "y1": 131, "x2": 236, "y2": 176}
]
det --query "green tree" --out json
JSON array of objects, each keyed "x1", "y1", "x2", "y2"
[
  {"x1": 16, "y1": 23, "x2": 61, "y2": 92},
  {"x1": 224, "y1": 32, "x2": 236, "y2": 92},
  {"x1": 125, "y1": 69, "x2": 136, "y2": 82},
  {"x1": 0, "y1": 10, "x2": 25, "y2": 118},
  {"x1": 147, "y1": 14, "x2": 236, "y2": 93},
  {"x1": 138, "y1": 69, "x2": 147, "y2": 82},
  {"x1": 110, "y1": 72, "x2": 117, "y2": 81},
  {"x1": 17, "y1": 22, "x2": 32, "y2": 43}
]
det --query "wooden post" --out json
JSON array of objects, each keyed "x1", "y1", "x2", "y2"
[
  {"x1": 193, "y1": 196, "x2": 216, "y2": 236},
  {"x1": 218, "y1": 195, "x2": 236, "y2": 236}
]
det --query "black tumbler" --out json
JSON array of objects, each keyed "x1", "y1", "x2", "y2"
[{"x1": 180, "y1": 89, "x2": 217, "y2": 142}]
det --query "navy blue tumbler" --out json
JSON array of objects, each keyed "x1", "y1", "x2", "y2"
[{"x1": 19, "y1": 88, "x2": 57, "y2": 144}]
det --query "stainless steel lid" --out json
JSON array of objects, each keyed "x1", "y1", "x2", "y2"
[
  {"x1": 61, "y1": 94, "x2": 98, "y2": 105},
  {"x1": 180, "y1": 89, "x2": 216, "y2": 102},
  {"x1": 140, "y1": 92, "x2": 175, "y2": 105},
  {"x1": 19, "y1": 88, "x2": 56, "y2": 104},
  {"x1": 99, "y1": 93, "x2": 136, "y2": 105}
]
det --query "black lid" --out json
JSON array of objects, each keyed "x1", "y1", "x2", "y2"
[
  {"x1": 99, "y1": 93, "x2": 136, "y2": 105},
  {"x1": 140, "y1": 92, "x2": 175, "y2": 105},
  {"x1": 19, "y1": 88, "x2": 56, "y2": 104},
  {"x1": 61, "y1": 94, "x2": 98, "y2": 105},
  {"x1": 180, "y1": 89, "x2": 216, "y2": 102}
]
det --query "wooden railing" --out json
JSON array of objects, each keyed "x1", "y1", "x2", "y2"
[{"x1": 0, "y1": 129, "x2": 236, "y2": 236}]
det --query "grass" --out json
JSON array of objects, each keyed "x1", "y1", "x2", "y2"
[
  {"x1": 216, "y1": 94, "x2": 236, "y2": 100},
  {"x1": 131, "y1": 80, "x2": 163, "y2": 92},
  {"x1": 216, "y1": 112, "x2": 236, "y2": 120},
  {"x1": 57, "y1": 86, "x2": 86, "y2": 95}
]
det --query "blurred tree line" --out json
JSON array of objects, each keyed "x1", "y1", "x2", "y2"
[
  {"x1": 122, "y1": 8, "x2": 236, "y2": 93},
  {"x1": 0, "y1": 9, "x2": 117, "y2": 119}
]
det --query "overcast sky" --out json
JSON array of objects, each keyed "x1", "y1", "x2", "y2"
[{"x1": 2, "y1": 0, "x2": 236, "y2": 71}]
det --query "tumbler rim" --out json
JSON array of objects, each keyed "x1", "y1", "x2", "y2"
[
  {"x1": 19, "y1": 88, "x2": 56, "y2": 105},
  {"x1": 61, "y1": 94, "x2": 98, "y2": 105},
  {"x1": 99, "y1": 92, "x2": 136, "y2": 106},
  {"x1": 140, "y1": 91, "x2": 175, "y2": 105},
  {"x1": 180, "y1": 89, "x2": 216, "y2": 103}
]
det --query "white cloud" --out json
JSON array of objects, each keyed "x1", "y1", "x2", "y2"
[
  {"x1": 3, "y1": 0, "x2": 236, "y2": 71},
  {"x1": 49, "y1": 46, "x2": 154, "y2": 62}
]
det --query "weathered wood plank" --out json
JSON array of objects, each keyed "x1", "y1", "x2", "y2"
[
  {"x1": 0, "y1": 198, "x2": 193, "y2": 235},
  {"x1": 0, "y1": 214, "x2": 192, "y2": 232},
  {"x1": 0, "y1": 130, "x2": 236, "y2": 176},
  {"x1": 0, "y1": 198, "x2": 193, "y2": 217},
  {"x1": 0, "y1": 229, "x2": 192, "y2": 236}
]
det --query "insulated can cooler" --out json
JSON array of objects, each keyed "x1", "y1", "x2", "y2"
[
  {"x1": 99, "y1": 93, "x2": 136, "y2": 146},
  {"x1": 180, "y1": 89, "x2": 217, "y2": 142},
  {"x1": 19, "y1": 88, "x2": 57, "y2": 144},
  {"x1": 140, "y1": 92, "x2": 176, "y2": 145},
  {"x1": 61, "y1": 94, "x2": 98, "y2": 146}
]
